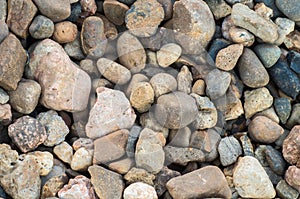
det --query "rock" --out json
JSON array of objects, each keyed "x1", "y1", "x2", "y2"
[
  {"x1": 8, "y1": 116, "x2": 47, "y2": 153},
  {"x1": 191, "y1": 79, "x2": 206, "y2": 96},
  {"x1": 86, "y1": 87, "x2": 136, "y2": 139},
  {"x1": 205, "y1": 69, "x2": 231, "y2": 100},
  {"x1": 29, "y1": 15, "x2": 54, "y2": 39},
  {"x1": 157, "y1": 43, "x2": 182, "y2": 67},
  {"x1": 41, "y1": 159, "x2": 66, "y2": 185},
  {"x1": 169, "y1": 127, "x2": 191, "y2": 148},
  {"x1": 126, "y1": 125, "x2": 142, "y2": 158},
  {"x1": 286, "y1": 104, "x2": 300, "y2": 128},
  {"x1": 0, "y1": 21, "x2": 9, "y2": 44},
  {"x1": 287, "y1": 50, "x2": 300, "y2": 74},
  {"x1": 93, "y1": 129, "x2": 128, "y2": 164},
  {"x1": 284, "y1": 30, "x2": 300, "y2": 51},
  {"x1": 67, "y1": 2, "x2": 81, "y2": 23},
  {"x1": 117, "y1": 32, "x2": 146, "y2": 73},
  {"x1": 6, "y1": 0, "x2": 37, "y2": 38},
  {"x1": 275, "y1": 0, "x2": 300, "y2": 22},
  {"x1": 53, "y1": 142, "x2": 73, "y2": 164},
  {"x1": 173, "y1": 0, "x2": 215, "y2": 53},
  {"x1": 231, "y1": 3, "x2": 278, "y2": 43},
  {"x1": 88, "y1": 165, "x2": 124, "y2": 199},
  {"x1": 276, "y1": 180, "x2": 300, "y2": 199},
  {"x1": 125, "y1": 74, "x2": 149, "y2": 98},
  {"x1": 265, "y1": 145, "x2": 286, "y2": 175},
  {"x1": 25, "y1": 151, "x2": 53, "y2": 176},
  {"x1": 80, "y1": 0, "x2": 97, "y2": 15},
  {"x1": 108, "y1": 158, "x2": 134, "y2": 174},
  {"x1": 248, "y1": 116, "x2": 283, "y2": 143},
  {"x1": 256, "y1": 0, "x2": 282, "y2": 18},
  {"x1": 254, "y1": 2, "x2": 273, "y2": 19},
  {"x1": 0, "y1": 144, "x2": 19, "y2": 176},
  {"x1": 167, "y1": 166, "x2": 232, "y2": 198},
  {"x1": 282, "y1": 126, "x2": 300, "y2": 166},
  {"x1": 154, "y1": 91, "x2": 198, "y2": 129},
  {"x1": 268, "y1": 58, "x2": 300, "y2": 99},
  {"x1": 150, "y1": 73, "x2": 177, "y2": 98},
  {"x1": 218, "y1": 136, "x2": 242, "y2": 166},
  {"x1": 164, "y1": 146, "x2": 205, "y2": 166},
  {"x1": 124, "y1": 182, "x2": 158, "y2": 199},
  {"x1": 254, "y1": 44, "x2": 281, "y2": 68},
  {"x1": 41, "y1": 174, "x2": 68, "y2": 199},
  {"x1": 64, "y1": 33, "x2": 85, "y2": 60},
  {"x1": 70, "y1": 147, "x2": 93, "y2": 171},
  {"x1": 206, "y1": 0, "x2": 231, "y2": 20},
  {"x1": 255, "y1": 145, "x2": 269, "y2": 167},
  {"x1": 240, "y1": 134, "x2": 254, "y2": 156},
  {"x1": 103, "y1": 0, "x2": 128, "y2": 25},
  {"x1": 72, "y1": 138, "x2": 94, "y2": 151},
  {"x1": 238, "y1": 48, "x2": 269, "y2": 88},
  {"x1": 37, "y1": 110, "x2": 69, "y2": 147},
  {"x1": 0, "y1": 88, "x2": 9, "y2": 104},
  {"x1": 33, "y1": 0, "x2": 71, "y2": 22},
  {"x1": 233, "y1": 156, "x2": 276, "y2": 198},
  {"x1": 0, "y1": 0, "x2": 6, "y2": 20},
  {"x1": 216, "y1": 44, "x2": 243, "y2": 71},
  {"x1": 255, "y1": 106, "x2": 279, "y2": 123},
  {"x1": 135, "y1": 128, "x2": 165, "y2": 174},
  {"x1": 264, "y1": 166, "x2": 282, "y2": 185},
  {"x1": 274, "y1": 98, "x2": 291, "y2": 124},
  {"x1": 0, "y1": 33, "x2": 26, "y2": 91},
  {"x1": 81, "y1": 16, "x2": 107, "y2": 59},
  {"x1": 140, "y1": 113, "x2": 169, "y2": 138},
  {"x1": 53, "y1": 21, "x2": 77, "y2": 43},
  {"x1": 124, "y1": 167, "x2": 156, "y2": 185},
  {"x1": 8, "y1": 79, "x2": 41, "y2": 114},
  {"x1": 244, "y1": 87, "x2": 273, "y2": 119},
  {"x1": 177, "y1": 65, "x2": 193, "y2": 94},
  {"x1": 99, "y1": 15, "x2": 118, "y2": 40},
  {"x1": 274, "y1": 17, "x2": 295, "y2": 46},
  {"x1": 229, "y1": 27, "x2": 255, "y2": 47},
  {"x1": 58, "y1": 175, "x2": 96, "y2": 199},
  {"x1": 154, "y1": 167, "x2": 181, "y2": 196},
  {"x1": 125, "y1": 0, "x2": 164, "y2": 37},
  {"x1": 130, "y1": 82, "x2": 154, "y2": 113},
  {"x1": 208, "y1": 38, "x2": 231, "y2": 61},
  {"x1": 285, "y1": 166, "x2": 300, "y2": 192},
  {"x1": 0, "y1": 104, "x2": 12, "y2": 125}
]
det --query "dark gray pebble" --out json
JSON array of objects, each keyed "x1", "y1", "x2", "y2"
[
  {"x1": 274, "y1": 98, "x2": 291, "y2": 124},
  {"x1": 287, "y1": 50, "x2": 300, "y2": 74},
  {"x1": 265, "y1": 145, "x2": 286, "y2": 176}
]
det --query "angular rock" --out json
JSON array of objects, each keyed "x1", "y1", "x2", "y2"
[
  {"x1": 206, "y1": 0, "x2": 231, "y2": 20},
  {"x1": 53, "y1": 21, "x2": 77, "y2": 43},
  {"x1": 126, "y1": 125, "x2": 142, "y2": 158},
  {"x1": 53, "y1": 142, "x2": 73, "y2": 164},
  {"x1": 41, "y1": 174, "x2": 68, "y2": 199},
  {"x1": 0, "y1": 144, "x2": 18, "y2": 176},
  {"x1": 264, "y1": 166, "x2": 283, "y2": 185},
  {"x1": 218, "y1": 136, "x2": 242, "y2": 166},
  {"x1": 265, "y1": 145, "x2": 286, "y2": 175},
  {"x1": 254, "y1": 44, "x2": 281, "y2": 68},
  {"x1": 164, "y1": 146, "x2": 205, "y2": 166},
  {"x1": 157, "y1": 43, "x2": 182, "y2": 67},
  {"x1": 216, "y1": 44, "x2": 243, "y2": 71},
  {"x1": 284, "y1": 30, "x2": 300, "y2": 51},
  {"x1": 124, "y1": 167, "x2": 156, "y2": 185},
  {"x1": 0, "y1": 88, "x2": 9, "y2": 104},
  {"x1": 72, "y1": 138, "x2": 94, "y2": 151},
  {"x1": 169, "y1": 127, "x2": 191, "y2": 148},
  {"x1": 26, "y1": 151, "x2": 53, "y2": 176},
  {"x1": 154, "y1": 167, "x2": 181, "y2": 196},
  {"x1": 256, "y1": 0, "x2": 282, "y2": 18},
  {"x1": 205, "y1": 69, "x2": 231, "y2": 100},
  {"x1": 274, "y1": 17, "x2": 295, "y2": 46},
  {"x1": 287, "y1": 50, "x2": 300, "y2": 74},
  {"x1": 124, "y1": 182, "x2": 158, "y2": 199},
  {"x1": 103, "y1": 0, "x2": 128, "y2": 25},
  {"x1": 29, "y1": 15, "x2": 54, "y2": 39},
  {"x1": 150, "y1": 73, "x2": 177, "y2": 98},
  {"x1": 274, "y1": 98, "x2": 291, "y2": 124},
  {"x1": 208, "y1": 38, "x2": 231, "y2": 61},
  {"x1": 240, "y1": 134, "x2": 254, "y2": 156},
  {"x1": 130, "y1": 82, "x2": 154, "y2": 113},
  {"x1": 285, "y1": 166, "x2": 300, "y2": 192},
  {"x1": 282, "y1": 126, "x2": 300, "y2": 166},
  {"x1": 70, "y1": 147, "x2": 93, "y2": 171},
  {"x1": 276, "y1": 179, "x2": 299, "y2": 199}
]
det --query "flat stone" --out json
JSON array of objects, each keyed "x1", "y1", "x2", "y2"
[
  {"x1": 70, "y1": 147, "x2": 92, "y2": 171},
  {"x1": 218, "y1": 136, "x2": 242, "y2": 166},
  {"x1": 275, "y1": 0, "x2": 300, "y2": 22},
  {"x1": 41, "y1": 174, "x2": 68, "y2": 199},
  {"x1": 287, "y1": 50, "x2": 300, "y2": 74},
  {"x1": 86, "y1": 87, "x2": 136, "y2": 139},
  {"x1": 8, "y1": 116, "x2": 47, "y2": 153},
  {"x1": 124, "y1": 182, "x2": 158, "y2": 199},
  {"x1": 274, "y1": 98, "x2": 291, "y2": 124},
  {"x1": 285, "y1": 166, "x2": 300, "y2": 192},
  {"x1": 216, "y1": 44, "x2": 243, "y2": 71},
  {"x1": 164, "y1": 146, "x2": 205, "y2": 166},
  {"x1": 53, "y1": 142, "x2": 73, "y2": 164},
  {"x1": 108, "y1": 158, "x2": 134, "y2": 175},
  {"x1": 254, "y1": 44, "x2": 281, "y2": 68},
  {"x1": 124, "y1": 167, "x2": 156, "y2": 185},
  {"x1": 130, "y1": 82, "x2": 154, "y2": 113},
  {"x1": 233, "y1": 156, "x2": 276, "y2": 198},
  {"x1": 103, "y1": 0, "x2": 128, "y2": 25},
  {"x1": 29, "y1": 15, "x2": 54, "y2": 39},
  {"x1": 167, "y1": 166, "x2": 232, "y2": 199},
  {"x1": 265, "y1": 145, "x2": 286, "y2": 175},
  {"x1": 276, "y1": 179, "x2": 300, "y2": 199},
  {"x1": 157, "y1": 43, "x2": 182, "y2": 68},
  {"x1": 282, "y1": 126, "x2": 300, "y2": 166},
  {"x1": 53, "y1": 21, "x2": 77, "y2": 43},
  {"x1": 205, "y1": 69, "x2": 231, "y2": 100},
  {"x1": 0, "y1": 21, "x2": 9, "y2": 44}
]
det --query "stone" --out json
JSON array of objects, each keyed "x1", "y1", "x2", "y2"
[
  {"x1": 72, "y1": 138, "x2": 94, "y2": 151},
  {"x1": 238, "y1": 48, "x2": 269, "y2": 88},
  {"x1": 208, "y1": 38, "x2": 231, "y2": 61},
  {"x1": 41, "y1": 174, "x2": 68, "y2": 199},
  {"x1": 86, "y1": 87, "x2": 136, "y2": 139},
  {"x1": 205, "y1": 69, "x2": 231, "y2": 100},
  {"x1": 275, "y1": 0, "x2": 300, "y2": 22},
  {"x1": 33, "y1": 0, "x2": 71, "y2": 22},
  {"x1": 169, "y1": 127, "x2": 191, "y2": 148},
  {"x1": 130, "y1": 82, "x2": 154, "y2": 113},
  {"x1": 103, "y1": 0, "x2": 128, "y2": 25},
  {"x1": 164, "y1": 146, "x2": 205, "y2": 166},
  {"x1": 0, "y1": 0, "x2": 6, "y2": 20},
  {"x1": 125, "y1": 0, "x2": 164, "y2": 37},
  {"x1": 244, "y1": 87, "x2": 273, "y2": 119},
  {"x1": 99, "y1": 14, "x2": 118, "y2": 40},
  {"x1": 265, "y1": 145, "x2": 286, "y2": 175},
  {"x1": 8, "y1": 79, "x2": 41, "y2": 114},
  {"x1": 0, "y1": 88, "x2": 9, "y2": 104},
  {"x1": 206, "y1": 0, "x2": 231, "y2": 20},
  {"x1": 140, "y1": 113, "x2": 169, "y2": 138},
  {"x1": 154, "y1": 91, "x2": 198, "y2": 129},
  {"x1": 157, "y1": 43, "x2": 182, "y2": 67},
  {"x1": 229, "y1": 27, "x2": 255, "y2": 47},
  {"x1": 274, "y1": 17, "x2": 295, "y2": 46},
  {"x1": 285, "y1": 166, "x2": 300, "y2": 192},
  {"x1": 0, "y1": 144, "x2": 19, "y2": 176},
  {"x1": 93, "y1": 129, "x2": 128, "y2": 164},
  {"x1": 53, "y1": 142, "x2": 73, "y2": 164},
  {"x1": 282, "y1": 126, "x2": 300, "y2": 166},
  {"x1": 268, "y1": 58, "x2": 300, "y2": 99},
  {"x1": 191, "y1": 79, "x2": 206, "y2": 96},
  {"x1": 255, "y1": 145, "x2": 269, "y2": 167},
  {"x1": 154, "y1": 167, "x2": 181, "y2": 196},
  {"x1": 286, "y1": 104, "x2": 300, "y2": 128},
  {"x1": 125, "y1": 74, "x2": 149, "y2": 98},
  {"x1": 173, "y1": 0, "x2": 215, "y2": 53},
  {"x1": 231, "y1": 3, "x2": 278, "y2": 43},
  {"x1": 287, "y1": 51, "x2": 300, "y2": 74},
  {"x1": 256, "y1": 0, "x2": 282, "y2": 18},
  {"x1": 28, "y1": 39, "x2": 91, "y2": 112},
  {"x1": 284, "y1": 30, "x2": 300, "y2": 51},
  {"x1": 117, "y1": 31, "x2": 146, "y2": 73},
  {"x1": 254, "y1": 44, "x2": 281, "y2": 68},
  {"x1": 108, "y1": 158, "x2": 134, "y2": 174},
  {"x1": 276, "y1": 180, "x2": 300, "y2": 199},
  {"x1": 8, "y1": 116, "x2": 47, "y2": 153},
  {"x1": 0, "y1": 104, "x2": 12, "y2": 125},
  {"x1": 167, "y1": 166, "x2": 232, "y2": 199},
  {"x1": 150, "y1": 73, "x2": 177, "y2": 98},
  {"x1": 274, "y1": 98, "x2": 291, "y2": 124},
  {"x1": 37, "y1": 110, "x2": 69, "y2": 147},
  {"x1": 6, "y1": 0, "x2": 37, "y2": 39},
  {"x1": 124, "y1": 182, "x2": 158, "y2": 199},
  {"x1": 124, "y1": 167, "x2": 156, "y2": 185},
  {"x1": 254, "y1": 2, "x2": 273, "y2": 19},
  {"x1": 81, "y1": 16, "x2": 107, "y2": 58},
  {"x1": 29, "y1": 15, "x2": 54, "y2": 39},
  {"x1": 135, "y1": 128, "x2": 165, "y2": 174},
  {"x1": 25, "y1": 151, "x2": 53, "y2": 176},
  {"x1": 58, "y1": 175, "x2": 96, "y2": 199},
  {"x1": 218, "y1": 136, "x2": 242, "y2": 166},
  {"x1": 0, "y1": 33, "x2": 26, "y2": 91},
  {"x1": 80, "y1": 0, "x2": 97, "y2": 15},
  {"x1": 53, "y1": 21, "x2": 77, "y2": 43},
  {"x1": 67, "y1": 2, "x2": 81, "y2": 22},
  {"x1": 41, "y1": 159, "x2": 66, "y2": 185},
  {"x1": 240, "y1": 134, "x2": 254, "y2": 156},
  {"x1": 256, "y1": 106, "x2": 280, "y2": 123},
  {"x1": 64, "y1": 33, "x2": 85, "y2": 60},
  {"x1": 233, "y1": 156, "x2": 276, "y2": 198},
  {"x1": 89, "y1": 165, "x2": 124, "y2": 199},
  {"x1": 70, "y1": 147, "x2": 93, "y2": 171},
  {"x1": 126, "y1": 125, "x2": 142, "y2": 158},
  {"x1": 177, "y1": 65, "x2": 192, "y2": 94},
  {"x1": 0, "y1": 21, "x2": 9, "y2": 44},
  {"x1": 264, "y1": 166, "x2": 282, "y2": 185},
  {"x1": 157, "y1": 0, "x2": 173, "y2": 20},
  {"x1": 216, "y1": 44, "x2": 243, "y2": 71}
]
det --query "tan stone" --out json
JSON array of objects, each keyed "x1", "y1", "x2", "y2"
[
  {"x1": 53, "y1": 21, "x2": 77, "y2": 43},
  {"x1": 157, "y1": 43, "x2": 182, "y2": 68},
  {"x1": 130, "y1": 82, "x2": 154, "y2": 113},
  {"x1": 216, "y1": 44, "x2": 244, "y2": 71}
]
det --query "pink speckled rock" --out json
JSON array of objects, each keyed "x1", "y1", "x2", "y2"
[
  {"x1": 285, "y1": 166, "x2": 300, "y2": 192},
  {"x1": 283, "y1": 125, "x2": 300, "y2": 167}
]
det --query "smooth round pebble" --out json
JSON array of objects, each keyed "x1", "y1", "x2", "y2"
[
  {"x1": 254, "y1": 44, "x2": 281, "y2": 68},
  {"x1": 130, "y1": 82, "x2": 154, "y2": 113},
  {"x1": 150, "y1": 73, "x2": 177, "y2": 97},
  {"x1": 157, "y1": 43, "x2": 182, "y2": 68},
  {"x1": 124, "y1": 182, "x2": 158, "y2": 199},
  {"x1": 53, "y1": 21, "x2": 77, "y2": 43},
  {"x1": 29, "y1": 15, "x2": 54, "y2": 39}
]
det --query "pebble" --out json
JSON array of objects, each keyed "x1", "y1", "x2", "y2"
[
  {"x1": 72, "y1": 138, "x2": 94, "y2": 151},
  {"x1": 58, "y1": 175, "x2": 96, "y2": 199},
  {"x1": 177, "y1": 66, "x2": 193, "y2": 94},
  {"x1": 37, "y1": 110, "x2": 69, "y2": 147},
  {"x1": 41, "y1": 159, "x2": 66, "y2": 185},
  {"x1": 157, "y1": 0, "x2": 173, "y2": 20},
  {"x1": 140, "y1": 113, "x2": 169, "y2": 138},
  {"x1": 88, "y1": 165, "x2": 124, "y2": 199},
  {"x1": 125, "y1": 74, "x2": 149, "y2": 98},
  {"x1": 41, "y1": 174, "x2": 68, "y2": 199},
  {"x1": 124, "y1": 182, "x2": 158, "y2": 199},
  {"x1": 0, "y1": 104, "x2": 12, "y2": 125},
  {"x1": 80, "y1": 0, "x2": 97, "y2": 15},
  {"x1": 238, "y1": 48, "x2": 269, "y2": 88},
  {"x1": 248, "y1": 116, "x2": 284, "y2": 143},
  {"x1": 218, "y1": 136, "x2": 242, "y2": 166},
  {"x1": 167, "y1": 166, "x2": 232, "y2": 198},
  {"x1": 70, "y1": 147, "x2": 93, "y2": 171},
  {"x1": 81, "y1": 16, "x2": 107, "y2": 58},
  {"x1": 64, "y1": 33, "x2": 85, "y2": 60},
  {"x1": 8, "y1": 116, "x2": 47, "y2": 153},
  {"x1": 164, "y1": 146, "x2": 205, "y2": 166},
  {"x1": 86, "y1": 87, "x2": 136, "y2": 139},
  {"x1": 208, "y1": 38, "x2": 231, "y2": 61},
  {"x1": 282, "y1": 125, "x2": 300, "y2": 166},
  {"x1": 53, "y1": 142, "x2": 73, "y2": 164},
  {"x1": 274, "y1": 98, "x2": 291, "y2": 124},
  {"x1": 130, "y1": 82, "x2": 154, "y2": 113},
  {"x1": 255, "y1": 145, "x2": 269, "y2": 167},
  {"x1": 256, "y1": 106, "x2": 280, "y2": 123},
  {"x1": 256, "y1": 0, "x2": 282, "y2": 18},
  {"x1": 191, "y1": 79, "x2": 206, "y2": 96},
  {"x1": 0, "y1": 144, "x2": 19, "y2": 176},
  {"x1": 0, "y1": 88, "x2": 9, "y2": 105},
  {"x1": 205, "y1": 69, "x2": 231, "y2": 100},
  {"x1": 254, "y1": 2, "x2": 273, "y2": 19},
  {"x1": 103, "y1": 0, "x2": 128, "y2": 25},
  {"x1": 231, "y1": 3, "x2": 278, "y2": 43},
  {"x1": 135, "y1": 128, "x2": 165, "y2": 174},
  {"x1": 25, "y1": 151, "x2": 53, "y2": 176},
  {"x1": 274, "y1": 17, "x2": 295, "y2": 46},
  {"x1": 79, "y1": 59, "x2": 98, "y2": 77},
  {"x1": 275, "y1": 0, "x2": 300, "y2": 22},
  {"x1": 244, "y1": 87, "x2": 273, "y2": 119},
  {"x1": 233, "y1": 156, "x2": 276, "y2": 198},
  {"x1": 284, "y1": 30, "x2": 300, "y2": 51},
  {"x1": 33, "y1": 0, "x2": 71, "y2": 22},
  {"x1": 124, "y1": 167, "x2": 156, "y2": 185},
  {"x1": 0, "y1": 0, "x2": 6, "y2": 20},
  {"x1": 150, "y1": 73, "x2": 177, "y2": 97},
  {"x1": 285, "y1": 166, "x2": 300, "y2": 192},
  {"x1": 53, "y1": 21, "x2": 77, "y2": 43},
  {"x1": 240, "y1": 134, "x2": 254, "y2": 156},
  {"x1": 99, "y1": 15, "x2": 118, "y2": 40},
  {"x1": 108, "y1": 158, "x2": 134, "y2": 174},
  {"x1": 117, "y1": 31, "x2": 146, "y2": 73},
  {"x1": 286, "y1": 104, "x2": 300, "y2": 128},
  {"x1": 125, "y1": 0, "x2": 164, "y2": 37},
  {"x1": 0, "y1": 21, "x2": 9, "y2": 44},
  {"x1": 97, "y1": 58, "x2": 131, "y2": 85},
  {"x1": 154, "y1": 167, "x2": 181, "y2": 196},
  {"x1": 287, "y1": 50, "x2": 300, "y2": 74},
  {"x1": 216, "y1": 44, "x2": 243, "y2": 71},
  {"x1": 206, "y1": 0, "x2": 231, "y2": 20},
  {"x1": 155, "y1": 91, "x2": 198, "y2": 129},
  {"x1": 0, "y1": 34, "x2": 26, "y2": 91},
  {"x1": 276, "y1": 179, "x2": 300, "y2": 199},
  {"x1": 67, "y1": 2, "x2": 81, "y2": 23},
  {"x1": 157, "y1": 43, "x2": 182, "y2": 68},
  {"x1": 126, "y1": 125, "x2": 142, "y2": 158},
  {"x1": 265, "y1": 145, "x2": 286, "y2": 175},
  {"x1": 29, "y1": 15, "x2": 54, "y2": 39},
  {"x1": 93, "y1": 129, "x2": 128, "y2": 164},
  {"x1": 28, "y1": 39, "x2": 91, "y2": 112},
  {"x1": 169, "y1": 127, "x2": 191, "y2": 148},
  {"x1": 264, "y1": 166, "x2": 282, "y2": 185},
  {"x1": 229, "y1": 27, "x2": 255, "y2": 47},
  {"x1": 254, "y1": 44, "x2": 281, "y2": 68}
]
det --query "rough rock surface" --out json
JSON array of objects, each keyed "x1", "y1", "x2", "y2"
[
  {"x1": 283, "y1": 125, "x2": 300, "y2": 166},
  {"x1": 124, "y1": 182, "x2": 158, "y2": 199}
]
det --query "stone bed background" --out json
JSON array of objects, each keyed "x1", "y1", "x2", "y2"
[{"x1": 0, "y1": 0, "x2": 300, "y2": 198}]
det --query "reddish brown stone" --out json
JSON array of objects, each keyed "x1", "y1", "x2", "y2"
[
  {"x1": 283, "y1": 125, "x2": 300, "y2": 166},
  {"x1": 80, "y1": 0, "x2": 97, "y2": 15},
  {"x1": 285, "y1": 166, "x2": 300, "y2": 192}
]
